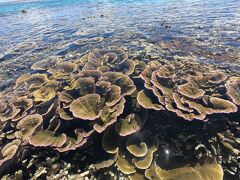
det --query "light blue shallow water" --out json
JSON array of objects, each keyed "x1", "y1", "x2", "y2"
[
  {"x1": 0, "y1": 0, "x2": 175, "y2": 14},
  {"x1": 0, "y1": 0, "x2": 239, "y2": 85}
]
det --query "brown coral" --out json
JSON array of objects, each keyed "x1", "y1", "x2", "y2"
[
  {"x1": 31, "y1": 57, "x2": 61, "y2": 71},
  {"x1": 226, "y1": 77, "x2": 240, "y2": 105},
  {"x1": 73, "y1": 37, "x2": 104, "y2": 46},
  {"x1": 29, "y1": 130, "x2": 66, "y2": 148},
  {"x1": 102, "y1": 127, "x2": 159, "y2": 176},
  {"x1": 15, "y1": 114, "x2": 43, "y2": 141},
  {"x1": 33, "y1": 86, "x2": 56, "y2": 102},
  {"x1": 56, "y1": 129, "x2": 93, "y2": 152},
  {"x1": 0, "y1": 139, "x2": 21, "y2": 167},
  {"x1": 126, "y1": 135, "x2": 148, "y2": 157},
  {"x1": 70, "y1": 94, "x2": 102, "y2": 120},
  {"x1": 11, "y1": 96, "x2": 33, "y2": 121},
  {"x1": 177, "y1": 81, "x2": 205, "y2": 99},
  {"x1": 102, "y1": 72, "x2": 136, "y2": 96},
  {"x1": 16, "y1": 74, "x2": 49, "y2": 90},
  {"x1": 137, "y1": 90, "x2": 164, "y2": 111},
  {"x1": 0, "y1": 96, "x2": 33, "y2": 122},
  {"x1": 145, "y1": 163, "x2": 223, "y2": 180},
  {"x1": 115, "y1": 114, "x2": 142, "y2": 136},
  {"x1": 137, "y1": 60, "x2": 238, "y2": 121},
  {"x1": 102, "y1": 129, "x2": 119, "y2": 154},
  {"x1": 0, "y1": 102, "x2": 21, "y2": 122},
  {"x1": 0, "y1": 52, "x2": 135, "y2": 156},
  {"x1": 80, "y1": 48, "x2": 138, "y2": 76},
  {"x1": 0, "y1": 47, "x2": 239, "y2": 179},
  {"x1": 117, "y1": 153, "x2": 136, "y2": 175},
  {"x1": 48, "y1": 62, "x2": 77, "y2": 75}
]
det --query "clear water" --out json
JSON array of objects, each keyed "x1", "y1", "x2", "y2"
[
  {"x1": 0, "y1": 0, "x2": 239, "y2": 85},
  {"x1": 0, "y1": 0, "x2": 239, "y2": 178}
]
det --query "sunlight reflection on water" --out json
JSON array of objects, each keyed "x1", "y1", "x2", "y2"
[{"x1": 0, "y1": 0, "x2": 239, "y2": 83}]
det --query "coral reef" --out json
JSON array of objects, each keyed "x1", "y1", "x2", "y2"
[
  {"x1": 137, "y1": 60, "x2": 238, "y2": 121},
  {"x1": 0, "y1": 47, "x2": 239, "y2": 179},
  {"x1": 144, "y1": 162, "x2": 223, "y2": 180}
]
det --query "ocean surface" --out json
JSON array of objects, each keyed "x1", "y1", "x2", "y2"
[
  {"x1": 0, "y1": 0, "x2": 240, "y2": 87},
  {"x1": 0, "y1": 0, "x2": 240, "y2": 179}
]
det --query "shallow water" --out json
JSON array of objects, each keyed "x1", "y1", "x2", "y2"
[
  {"x1": 0, "y1": 0, "x2": 239, "y2": 86},
  {"x1": 0, "y1": 0, "x2": 240, "y2": 179}
]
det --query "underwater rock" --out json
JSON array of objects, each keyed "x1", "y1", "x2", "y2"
[
  {"x1": 0, "y1": 79, "x2": 14, "y2": 91},
  {"x1": 21, "y1": 10, "x2": 27, "y2": 14}
]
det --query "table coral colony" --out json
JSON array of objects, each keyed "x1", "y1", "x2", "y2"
[{"x1": 0, "y1": 47, "x2": 239, "y2": 179}]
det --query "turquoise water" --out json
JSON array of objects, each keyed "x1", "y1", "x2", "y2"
[
  {"x1": 0, "y1": 0, "x2": 174, "y2": 13},
  {"x1": 0, "y1": 0, "x2": 94, "y2": 13}
]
